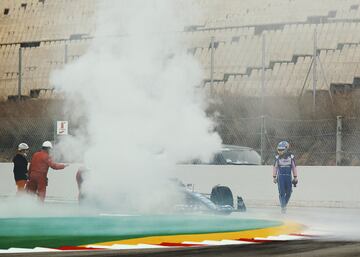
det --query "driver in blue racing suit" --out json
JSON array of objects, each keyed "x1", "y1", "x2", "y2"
[{"x1": 273, "y1": 141, "x2": 298, "y2": 213}]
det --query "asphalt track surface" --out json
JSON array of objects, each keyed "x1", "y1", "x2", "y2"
[{"x1": 2, "y1": 240, "x2": 360, "y2": 257}]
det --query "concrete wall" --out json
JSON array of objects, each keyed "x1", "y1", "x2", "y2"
[
  {"x1": 174, "y1": 165, "x2": 360, "y2": 208},
  {"x1": 1, "y1": 163, "x2": 359, "y2": 208},
  {"x1": 0, "y1": 163, "x2": 80, "y2": 202}
]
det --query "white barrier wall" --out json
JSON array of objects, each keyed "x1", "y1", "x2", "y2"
[
  {"x1": 0, "y1": 163, "x2": 80, "y2": 201},
  {"x1": 174, "y1": 165, "x2": 360, "y2": 208},
  {"x1": 1, "y1": 163, "x2": 359, "y2": 208}
]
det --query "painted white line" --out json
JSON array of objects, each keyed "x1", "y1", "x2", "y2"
[
  {"x1": 198, "y1": 240, "x2": 228, "y2": 245},
  {"x1": 33, "y1": 247, "x2": 60, "y2": 252},
  {"x1": 86, "y1": 244, "x2": 168, "y2": 250},
  {"x1": 136, "y1": 244, "x2": 168, "y2": 248},
  {"x1": 86, "y1": 245, "x2": 113, "y2": 249},
  {"x1": 2, "y1": 247, "x2": 59, "y2": 253},
  {"x1": 177, "y1": 240, "x2": 255, "y2": 246},
  {"x1": 106, "y1": 244, "x2": 149, "y2": 249},
  {"x1": 221, "y1": 240, "x2": 256, "y2": 245},
  {"x1": 255, "y1": 235, "x2": 306, "y2": 240},
  {"x1": 5, "y1": 248, "x2": 37, "y2": 253},
  {"x1": 181, "y1": 241, "x2": 207, "y2": 245}
]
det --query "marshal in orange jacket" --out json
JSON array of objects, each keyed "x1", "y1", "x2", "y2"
[{"x1": 26, "y1": 150, "x2": 66, "y2": 201}]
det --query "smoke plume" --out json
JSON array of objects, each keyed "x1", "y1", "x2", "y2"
[{"x1": 51, "y1": 0, "x2": 221, "y2": 212}]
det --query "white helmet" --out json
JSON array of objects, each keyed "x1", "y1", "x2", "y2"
[
  {"x1": 42, "y1": 141, "x2": 53, "y2": 149},
  {"x1": 18, "y1": 143, "x2": 29, "y2": 151}
]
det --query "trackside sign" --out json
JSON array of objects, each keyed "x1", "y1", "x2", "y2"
[{"x1": 57, "y1": 121, "x2": 68, "y2": 135}]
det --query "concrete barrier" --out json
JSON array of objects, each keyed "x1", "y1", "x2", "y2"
[
  {"x1": 0, "y1": 163, "x2": 80, "y2": 201},
  {"x1": 174, "y1": 165, "x2": 360, "y2": 208},
  {"x1": 1, "y1": 163, "x2": 359, "y2": 208}
]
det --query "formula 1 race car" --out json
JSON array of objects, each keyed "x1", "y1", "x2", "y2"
[
  {"x1": 172, "y1": 179, "x2": 246, "y2": 215},
  {"x1": 77, "y1": 172, "x2": 246, "y2": 215}
]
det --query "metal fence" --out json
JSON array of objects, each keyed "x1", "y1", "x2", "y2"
[
  {"x1": 216, "y1": 116, "x2": 360, "y2": 166},
  {"x1": 0, "y1": 118, "x2": 56, "y2": 162},
  {"x1": 0, "y1": 116, "x2": 359, "y2": 165}
]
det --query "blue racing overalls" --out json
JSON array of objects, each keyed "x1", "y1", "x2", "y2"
[{"x1": 274, "y1": 153, "x2": 296, "y2": 208}]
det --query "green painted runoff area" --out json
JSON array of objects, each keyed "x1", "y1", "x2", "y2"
[{"x1": 0, "y1": 215, "x2": 282, "y2": 249}]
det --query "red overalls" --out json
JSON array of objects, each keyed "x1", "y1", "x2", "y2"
[{"x1": 26, "y1": 150, "x2": 65, "y2": 201}]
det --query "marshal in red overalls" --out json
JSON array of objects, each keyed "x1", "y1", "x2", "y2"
[{"x1": 26, "y1": 141, "x2": 67, "y2": 202}]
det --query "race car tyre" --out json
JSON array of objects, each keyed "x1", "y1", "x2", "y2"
[{"x1": 210, "y1": 185, "x2": 234, "y2": 207}]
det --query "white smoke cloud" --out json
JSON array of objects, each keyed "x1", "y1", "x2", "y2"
[{"x1": 51, "y1": 0, "x2": 221, "y2": 212}]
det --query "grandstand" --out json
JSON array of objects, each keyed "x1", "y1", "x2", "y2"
[
  {"x1": 0, "y1": 0, "x2": 360, "y2": 100},
  {"x1": 1, "y1": 0, "x2": 360, "y2": 164},
  {"x1": 0, "y1": 0, "x2": 95, "y2": 100}
]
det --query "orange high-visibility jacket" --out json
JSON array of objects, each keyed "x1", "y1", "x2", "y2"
[{"x1": 28, "y1": 150, "x2": 65, "y2": 177}]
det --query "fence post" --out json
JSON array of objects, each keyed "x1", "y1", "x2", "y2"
[
  {"x1": 210, "y1": 36, "x2": 215, "y2": 88},
  {"x1": 64, "y1": 44, "x2": 68, "y2": 64},
  {"x1": 336, "y1": 116, "x2": 342, "y2": 166},
  {"x1": 312, "y1": 28, "x2": 317, "y2": 116},
  {"x1": 260, "y1": 115, "x2": 265, "y2": 164},
  {"x1": 18, "y1": 47, "x2": 22, "y2": 100}
]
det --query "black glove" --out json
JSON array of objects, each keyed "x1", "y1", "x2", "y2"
[
  {"x1": 273, "y1": 176, "x2": 277, "y2": 184},
  {"x1": 292, "y1": 177, "x2": 298, "y2": 187}
]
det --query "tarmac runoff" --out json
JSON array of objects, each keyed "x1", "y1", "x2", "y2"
[{"x1": 0, "y1": 214, "x2": 305, "y2": 252}]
